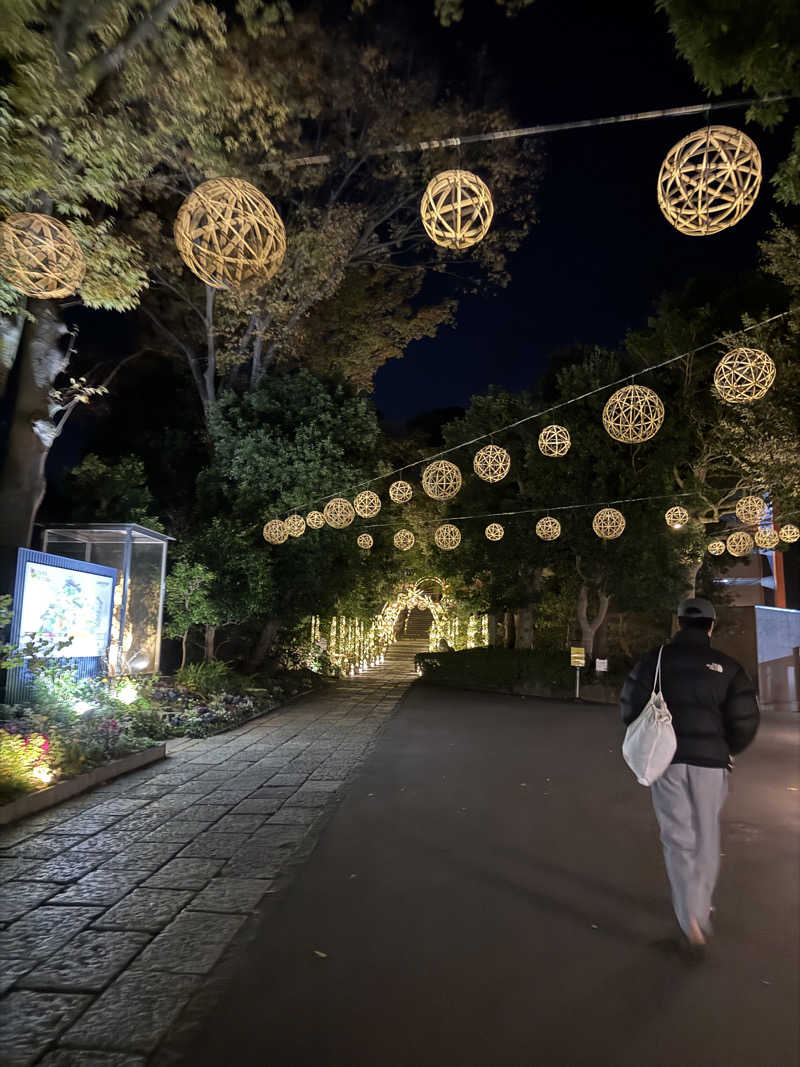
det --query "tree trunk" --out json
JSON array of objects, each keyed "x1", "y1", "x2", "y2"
[
  {"x1": 503, "y1": 611, "x2": 516, "y2": 649},
  {"x1": 203, "y1": 624, "x2": 217, "y2": 662},
  {"x1": 487, "y1": 613, "x2": 498, "y2": 647},
  {"x1": 246, "y1": 618, "x2": 281, "y2": 674},
  {"x1": 0, "y1": 303, "x2": 69, "y2": 549},
  {"x1": 0, "y1": 312, "x2": 25, "y2": 398},
  {"x1": 683, "y1": 558, "x2": 703, "y2": 599},
  {"x1": 576, "y1": 583, "x2": 611, "y2": 659},
  {"x1": 180, "y1": 631, "x2": 188, "y2": 670}
]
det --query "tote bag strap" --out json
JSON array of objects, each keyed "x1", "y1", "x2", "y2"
[{"x1": 653, "y1": 644, "x2": 665, "y2": 697}]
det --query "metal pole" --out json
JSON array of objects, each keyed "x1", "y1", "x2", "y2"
[{"x1": 575, "y1": 667, "x2": 581, "y2": 700}]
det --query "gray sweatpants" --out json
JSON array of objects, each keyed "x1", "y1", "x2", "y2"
[{"x1": 650, "y1": 763, "x2": 729, "y2": 937}]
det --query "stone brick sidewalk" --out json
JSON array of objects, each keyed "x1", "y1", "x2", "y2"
[{"x1": 0, "y1": 642, "x2": 422, "y2": 1066}]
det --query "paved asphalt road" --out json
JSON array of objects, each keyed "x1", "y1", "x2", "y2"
[{"x1": 163, "y1": 684, "x2": 800, "y2": 1067}]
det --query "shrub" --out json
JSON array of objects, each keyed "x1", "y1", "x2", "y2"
[
  {"x1": 0, "y1": 730, "x2": 57, "y2": 802},
  {"x1": 175, "y1": 660, "x2": 233, "y2": 695},
  {"x1": 415, "y1": 646, "x2": 576, "y2": 693}
]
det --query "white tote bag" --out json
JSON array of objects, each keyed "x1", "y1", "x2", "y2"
[{"x1": 622, "y1": 645, "x2": 677, "y2": 787}]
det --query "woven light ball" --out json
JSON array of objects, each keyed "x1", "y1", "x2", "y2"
[
  {"x1": 0, "y1": 213, "x2": 85, "y2": 298},
  {"x1": 734, "y1": 496, "x2": 767, "y2": 525},
  {"x1": 538, "y1": 424, "x2": 571, "y2": 457},
  {"x1": 473, "y1": 444, "x2": 510, "y2": 483},
  {"x1": 602, "y1": 384, "x2": 665, "y2": 443},
  {"x1": 535, "y1": 516, "x2": 562, "y2": 541},
  {"x1": 357, "y1": 533, "x2": 373, "y2": 550},
  {"x1": 713, "y1": 347, "x2": 776, "y2": 404},
  {"x1": 422, "y1": 460, "x2": 462, "y2": 500},
  {"x1": 323, "y1": 497, "x2": 355, "y2": 528},
  {"x1": 592, "y1": 508, "x2": 626, "y2": 540},
  {"x1": 665, "y1": 506, "x2": 690, "y2": 529},
  {"x1": 262, "y1": 519, "x2": 288, "y2": 545},
  {"x1": 779, "y1": 523, "x2": 800, "y2": 544},
  {"x1": 284, "y1": 514, "x2": 306, "y2": 537},
  {"x1": 307, "y1": 511, "x2": 324, "y2": 529},
  {"x1": 389, "y1": 480, "x2": 413, "y2": 503},
  {"x1": 727, "y1": 530, "x2": 754, "y2": 557},
  {"x1": 708, "y1": 540, "x2": 726, "y2": 556},
  {"x1": 353, "y1": 490, "x2": 381, "y2": 518},
  {"x1": 394, "y1": 529, "x2": 415, "y2": 551},
  {"x1": 754, "y1": 527, "x2": 780, "y2": 550},
  {"x1": 485, "y1": 523, "x2": 504, "y2": 541},
  {"x1": 174, "y1": 178, "x2": 286, "y2": 290},
  {"x1": 420, "y1": 170, "x2": 494, "y2": 250},
  {"x1": 434, "y1": 523, "x2": 461, "y2": 550},
  {"x1": 657, "y1": 125, "x2": 762, "y2": 236}
]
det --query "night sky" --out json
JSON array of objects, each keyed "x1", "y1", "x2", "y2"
[{"x1": 373, "y1": 0, "x2": 793, "y2": 422}]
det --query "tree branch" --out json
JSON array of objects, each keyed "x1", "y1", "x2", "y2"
[{"x1": 83, "y1": 0, "x2": 186, "y2": 88}]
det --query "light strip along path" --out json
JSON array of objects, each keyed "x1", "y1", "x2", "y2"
[{"x1": 0, "y1": 636, "x2": 425, "y2": 1066}]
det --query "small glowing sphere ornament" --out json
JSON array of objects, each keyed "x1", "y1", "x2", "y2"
[
  {"x1": 657, "y1": 125, "x2": 762, "y2": 236},
  {"x1": 713, "y1": 347, "x2": 776, "y2": 404},
  {"x1": 422, "y1": 460, "x2": 462, "y2": 500},
  {"x1": 754, "y1": 528, "x2": 780, "y2": 550},
  {"x1": 284, "y1": 514, "x2": 306, "y2": 537},
  {"x1": 708, "y1": 540, "x2": 726, "y2": 556},
  {"x1": 485, "y1": 523, "x2": 504, "y2": 541},
  {"x1": 779, "y1": 524, "x2": 800, "y2": 544},
  {"x1": 323, "y1": 498, "x2": 355, "y2": 528},
  {"x1": 174, "y1": 177, "x2": 286, "y2": 290},
  {"x1": 420, "y1": 170, "x2": 494, "y2": 250},
  {"x1": 353, "y1": 490, "x2": 381, "y2": 518},
  {"x1": 602, "y1": 384, "x2": 665, "y2": 443},
  {"x1": 538, "y1": 424, "x2": 571, "y2": 457},
  {"x1": 434, "y1": 523, "x2": 462, "y2": 550},
  {"x1": 536, "y1": 516, "x2": 562, "y2": 541},
  {"x1": 727, "y1": 530, "x2": 754, "y2": 557},
  {"x1": 307, "y1": 511, "x2": 325, "y2": 529},
  {"x1": 389, "y1": 480, "x2": 413, "y2": 503},
  {"x1": 473, "y1": 444, "x2": 511, "y2": 483},
  {"x1": 592, "y1": 508, "x2": 626, "y2": 540},
  {"x1": 0, "y1": 212, "x2": 85, "y2": 298},
  {"x1": 394, "y1": 529, "x2": 415, "y2": 551},
  {"x1": 665, "y1": 506, "x2": 690, "y2": 529},
  {"x1": 263, "y1": 519, "x2": 288, "y2": 544},
  {"x1": 357, "y1": 533, "x2": 374, "y2": 550},
  {"x1": 735, "y1": 496, "x2": 767, "y2": 525}
]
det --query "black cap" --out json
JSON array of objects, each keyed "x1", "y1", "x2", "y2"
[{"x1": 677, "y1": 597, "x2": 716, "y2": 620}]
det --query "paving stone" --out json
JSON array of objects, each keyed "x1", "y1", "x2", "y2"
[
  {"x1": 88, "y1": 798, "x2": 152, "y2": 815},
  {"x1": 48, "y1": 814, "x2": 122, "y2": 835},
  {"x1": 0, "y1": 957, "x2": 34, "y2": 995},
  {"x1": 100, "y1": 841, "x2": 182, "y2": 872},
  {"x1": 222, "y1": 850, "x2": 291, "y2": 880},
  {"x1": 95, "y1": 888, "x2": 194, "y2": 932},
  {"x1": 140, "y1": 820, "x2": 213, "y2": 843},
  {"x1": 0, "y1": 856, "x2": 36, "y2": 883},
  {"x1": 39, "y1": 1051, "x2": 147, "y2": 1066},
  {"x1": 0, "y1": 824, "x2": 41, "y2": 850},
  {"x1": 123, "y1": 783, "x2": 175, "y2": 799},
  {"x1": 131, "y1": 909, "x2": 245, "y2": 974},
  {"x1": 6, "y1": 835, "x2": 89, "y2": 859},
  {"x1": 204, "y1": 813, "x2": 267, "y2": 834},
  {"x1": 51, "y1": 870, "x2": 146, "y2": 907},
  {"x1": 143, "y1": 857, "x2": 224, "y2": 890},
  {"x1": 297, "y1": 779, "x2": 345, "y2": 792},
  {"x1": 23, "y1": 852, "x2": 106, "y2": 884},
  {"x1": 248, "y1": 785, "x2": 297, "y2": 801},
  {"x1": 0, "y1": 880, "x2": 61, "y2": 921},
  {"x1": 178, "y1": 831, "x2": 250, "y2": 859},
  {"x1": 111, "y1": 812, "x2": 169, "y2": 834},
  {"x1": 201, "y1": 790, "x2": 256, "y2": 806},
  {"x1": 288, "y1": 790, "x2": 335, "y2": 808},
  {"x1": 230, "y1": 798, "x2": 283, "y2": 815},
  {"x1": 67, "y1": 831, "x2": 139, "y2": 856},
  {"x1": 59, "y1": 971, "x2": 199, "y2": 1054},
  {"x1": 0, "y1": 905, "x2": 101, "y2": 960},
  {"x1": 187, "y1": 877, "x2": 273, "y2": 914},
  {"x1": 0, "y1": 990, "x2": 93, "y2": 1067},
  {"x1": 247, "y1": 824, "x2": 308, "y2": 848},
  {"x1": 267, "y1": 807, "x2": 323, "y2": 827},
  {"x1": 170, "y1": 781, "x2": 219, "y2": 796},
  {"x1": 18, "y1": 928, "x2": 151, "y2": 992},
  {"x1": 170, "y1": 804, "x2": 230, "y2": 822}
]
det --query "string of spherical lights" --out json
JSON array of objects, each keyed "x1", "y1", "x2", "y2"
[
  {"x1": 473, "y1": 444, "x2": 510, "y2": 483},
  {"x1": 284, "y1": 514, "x2": 305, "y2": 537},
  {"x1": 354, "y1": 490, "x2": 381, "y2": 518},
  {"x1": 389, "y1": 480, "x2": 413, "y2": 503},
  {"x1": 485, "y1": 522, "x2": 504, "y2": 541}
]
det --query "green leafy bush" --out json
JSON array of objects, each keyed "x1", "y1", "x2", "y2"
[
  {"x1": 415, "y1": 647, "x2": 576, "y2": 693},
  {"x1": 0, "y1": 730, "x2": 58, "y2": 803},
  {"x1": 175, "y1": 660, "x2": 234, "y2": 695}
]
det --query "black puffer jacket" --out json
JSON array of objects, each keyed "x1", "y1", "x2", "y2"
[{"x1": 620, "y1": 627, "x2": 759, "y2": 767}]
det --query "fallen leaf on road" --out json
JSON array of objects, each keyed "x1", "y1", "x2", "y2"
[
  {"x1": 591, "y1": 924, "x2": 599, "y2": 930},
  {"x1": 314, "y1": 950, "x2": 328, "y2": 958},
  {"x1": 520, "y1": 783, "x2": 527, "y2": 787},
  {"x1": 348, "y1": 874, "x2": 358, "y2": 879}
]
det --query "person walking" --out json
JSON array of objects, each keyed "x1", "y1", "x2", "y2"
[{"x1": 620, "y1": 597, "x2": 759, "y2": 952}]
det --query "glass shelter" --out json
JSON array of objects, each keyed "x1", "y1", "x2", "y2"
[{"x1": 42, "y1": 524, "x2": 173, "y2": 675}]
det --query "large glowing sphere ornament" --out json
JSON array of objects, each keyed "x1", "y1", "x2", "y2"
[
  {"x1": 665, "y1": 506, "x2": 690, "y2": 529},
  {"x1": 174, "y1": 178, "x2": 286, "y2": 289},
  {"x1": 473, "y1": 444, "x2": 511, "y2": 483},
  {"x1": 754, "y1": 528, "x2": 780, "y2": 550},
  {"x1": 707, "y1": 540, "x2": 726, "y2": 556},
  {"x1": 422, "y1": 460, "x2": 462, "y2": 500},
  {"x1": 485, "y1": 523, "x2": 504, "y2": 541},
  {"x1": 354, "y1": 490, "x2": 381, "y2": 518},
  {"x1": 394, "y1": 529, "x2": 415, "y2": 551},
  {"x1": 735, "y1": 496, "x2": 767, "y2": 525},
  {"x1": 0, "y1": 213, "x2": 85, "y2": 298},
  {"x1": 538, "y1": 424, "x2": 571, "y2": 457},
  {"x1": 727, "y1": 531, "x2": 754, "y2": 557},
  {"x1": 284, "y1": 514, "x2": 305, "y2": 537},
  {"x1": 592, "y1": 508, "x2": 626, "y2": 540},
  {"x1": 420, "y1": 170, "x2": 494, "y2": 250},
  {"x1": 307, "y1": 511, "x2": 324, "y2": 529},
  {"x1": 657, "y1": 126, "x2": 762, "y2": 236},
  {"x1": 713, "y1": 347, "x2": 776, "y2": 404},
  {"x1": 389, "y1": 480, "x2": 413, "y2": 503},
  {"x1": 434, "y1": 523, "x2": 461, "y2": 550},
  {"x1": 263, "y1": 519, "x2": 288, "y2": 544},
  {"x1": 357, "y1": 533, "x2": 373, "y2": 550},
  {"x1": 779, "y1": 524, "x2": 799, "y2": 544},
  {"x1": 535, "y1": 516, "x2": 561, "y2": 541},
  {"x1": 602, "y1": 385, "x2": 665, "y2": 443},
  {"x1": 323, "y1": 498, "x2": 355, "y2": 528}
]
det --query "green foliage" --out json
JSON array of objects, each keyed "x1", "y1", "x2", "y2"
[
  {"x1": 415, "y1": 646, "x2": 575, "y2": 692},
  {"x1": 164, "y1": 561, "x2": 218, "y2": 639},
  {"x1": 174, "y1": 660, "x2": 233, "y2": 694},
  {"x1": 66, "y1": 453, "x2": 164, "y2": 529},
  {"x1": 0, "y1": 731, "x2": 54, "y2": 802}
]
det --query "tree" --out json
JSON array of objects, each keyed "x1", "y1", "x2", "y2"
[
  {"x1": 62, "y1": 454, "x2": 164, "y2": 530},
  {"x1": 164, "y1": 561, "x2": 217, "y2": 669}
]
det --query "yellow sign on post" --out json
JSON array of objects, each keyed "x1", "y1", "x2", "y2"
[{"x1": 570, "y1": 646, "x2": 586, "y2": 667}]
